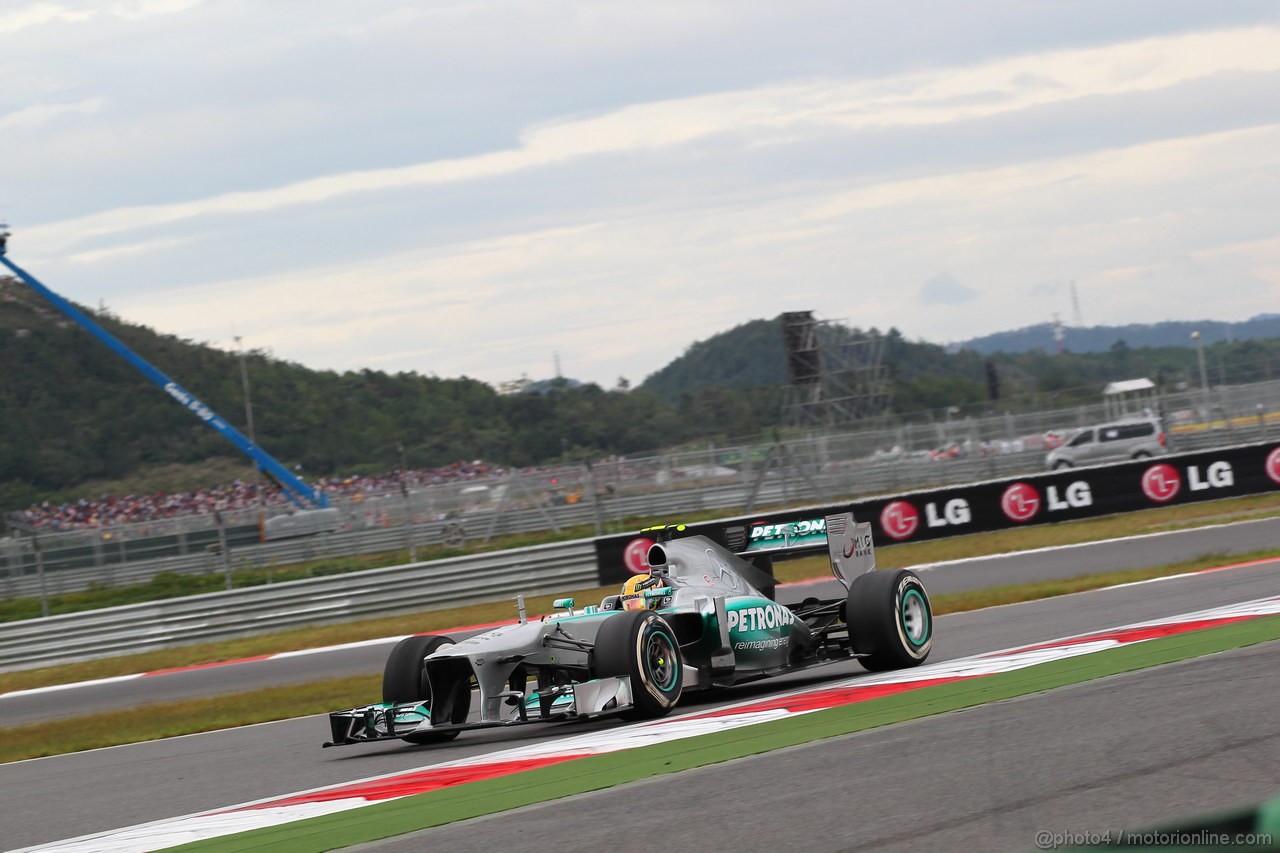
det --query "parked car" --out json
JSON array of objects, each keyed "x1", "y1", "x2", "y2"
[{"x1": 1045, "y1": 417, "x2": 1168, "y2": 469}]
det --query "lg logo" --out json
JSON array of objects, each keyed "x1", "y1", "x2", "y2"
[
  {"x1": 1141, "y1": 464, "x2": 1181, "y2": 503},
  {"x1": 1266, "y1": 447, "x2": 1280, "y2": 485},
  {"x1": 880, "y1": 498, "x2": 970, "y2": 541},
  {"x1": 880, "y1": 501, "x2": 919, "y2": 541},
  {"x1": 1142, "y1": 461, "x2": 1235, "y2": 504},
  {"x1": 1000, "y1": 483, "x2": 1040, "y2": 522},
  {"x1": 1000, "y1": 481, "x2": 1093, "y2": 522},
  {"x1": 622, "y1": 537, "x2": 656, "y2": 574}
]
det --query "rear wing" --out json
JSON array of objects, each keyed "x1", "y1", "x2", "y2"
[{"x1": 645, "y1": 507, "x2": 875, "y2": 589}]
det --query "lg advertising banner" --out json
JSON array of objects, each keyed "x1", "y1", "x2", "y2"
[{"x1": 592, "y1": 441, "x2": 1280, "y2": 586}]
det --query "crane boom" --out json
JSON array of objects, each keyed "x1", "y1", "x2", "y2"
[{"x1": 0, "y1": 228, "x2": 328, "y2": 509}]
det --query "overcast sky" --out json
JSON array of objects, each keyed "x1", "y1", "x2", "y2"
[{"x1": 3, "y1": 1, "x2": 1279, "y2": 388}]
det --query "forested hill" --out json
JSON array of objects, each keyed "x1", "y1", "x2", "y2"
[
  {"x1": 960, "y1": 315, "x2": 1280, "y2": 354},
  {"x1": 0, "y1": 278, "x2": 779, "y2": 511},
  {"x1": 641, "y1": 317, "x2": 1280, "y2": 417},
  {"x1": 639, "y1": 319, "x2": 789, "y2": 397},
  {"x1": 4, "y1": 273, "x2": 1279, "y2": 514}
]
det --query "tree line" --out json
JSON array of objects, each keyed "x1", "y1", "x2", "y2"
[{"x1": 2, "y1": 280, "x2": 1275, "y2": 515}]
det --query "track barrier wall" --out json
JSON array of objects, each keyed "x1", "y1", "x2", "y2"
[{"x1": 593, "y1": 440, "x2": 1280, "y2": 585}]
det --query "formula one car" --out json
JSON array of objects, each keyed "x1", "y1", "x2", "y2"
[{"x1": 324, "y1": 512, "x2": 932, "y2": 748}]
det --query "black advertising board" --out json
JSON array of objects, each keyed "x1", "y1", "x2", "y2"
[{"x1": 593, "y1": 441, "x2": 1280, "y2": 586}]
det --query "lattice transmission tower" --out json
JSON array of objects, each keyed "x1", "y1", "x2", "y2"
[{"x1": 779, "y1": 311, "x2": 892, "y2": 428}]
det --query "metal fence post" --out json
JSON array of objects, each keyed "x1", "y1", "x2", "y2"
[
  {"x1": 33, "y1": 531, "x2": 49, "y2": 618},
  {"x1": 401, "y1": 482, "x2": 418, "y2": 563},
  {"x1": 215, "y1": 511, "x2": 233, "y2": 590}
]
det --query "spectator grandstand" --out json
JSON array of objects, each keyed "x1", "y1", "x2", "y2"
[{"x1": 11, "y1": 460, "x2": 507, "y2": 531}]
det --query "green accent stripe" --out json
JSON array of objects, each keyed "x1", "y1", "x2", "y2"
[{"x1": 174, "y1": 615, "x2": 1280, "y2": 853}]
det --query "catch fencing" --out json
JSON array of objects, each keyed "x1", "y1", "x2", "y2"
[{"x1": 4, "y1": 378, "x2": 1280, "y2": 601}]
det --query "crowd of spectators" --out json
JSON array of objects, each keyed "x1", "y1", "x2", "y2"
[{"x1": 9, "y1": 460, "x2": 510, "y2": 532}]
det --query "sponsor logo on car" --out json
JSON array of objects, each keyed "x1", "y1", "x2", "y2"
[
  {"x1": 1142, "y1": 463, "x2": 1181, "y2": 503},
  {"x1": 733, "y1": 637, "x2": 787, "y2": 651},
  {"x1": 726, "y1": 603, "x2": 795, "y2": 633},
  {"x1": 745, "y1": 518, "x2": 827, "y2": 551}
]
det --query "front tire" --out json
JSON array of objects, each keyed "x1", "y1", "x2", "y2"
[
  {"x1": 382, "y1": 634, "x2": 467, "y2": 743},
  {"x1": 594, "y1": 610, "x2": 683, "y2": 720},
  {"x1": 846, "y1": 570, "x2": 932, "y2": 672}
]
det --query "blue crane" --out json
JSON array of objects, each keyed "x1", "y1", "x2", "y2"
[{"x1": 0, "y1": 226, "x2": 329, "y2": 509}]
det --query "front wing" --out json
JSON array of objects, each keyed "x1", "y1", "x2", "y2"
[{"x1": 324, "y1": 675, "x2": 634, "y2": 747}]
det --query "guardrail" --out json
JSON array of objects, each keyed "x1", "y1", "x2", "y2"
[{"x1": 0, "y1": 539, "x2": 599, "y2": 671}]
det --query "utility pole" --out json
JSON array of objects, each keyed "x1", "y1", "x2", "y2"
[
  {"x1": 1191, "y1": 330, "x2": 1210, "y2": 391},
  {"x1": 1191, "y1": 330, "x2": 1211, "y2": 414},
  {"x1": 397, "y1": 441, "x2": 417, "y2": 562},
  {"x1": 234, "y1": 336, "x2": 256, "y2": 445}
]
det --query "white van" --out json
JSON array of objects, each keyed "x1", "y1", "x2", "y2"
[{"x1": 1045, "y1": 418, "x2": 1168, "y2": 470}]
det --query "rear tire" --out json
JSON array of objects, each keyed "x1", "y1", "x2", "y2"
[
  {"x1": 382, "y1": 634, "x2": 466, "y2": 744},
  {"x1": 846, "y1": 570, "x2": 932, "y2": 672},
  {"x1": 1052, "y1": 460, "x2": 1073, "y2": 470},
  {"x1": 594, "y1": 610, "x2": 683, "y2": 720}
]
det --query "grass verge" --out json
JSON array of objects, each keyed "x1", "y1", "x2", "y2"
[
  {"x1": 4, "y1": 552, "x2": 1277, "y2": 764},
  {"x1": 173, "y1": 615, "x2": 1280, "y2": 852},
  {"x1": 0, "y1": 675, "x2": 380, "y2": 764}
]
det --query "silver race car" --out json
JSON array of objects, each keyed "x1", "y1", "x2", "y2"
[{"x1": 324, "y1": 512, "x2": 932, "y2": 748}]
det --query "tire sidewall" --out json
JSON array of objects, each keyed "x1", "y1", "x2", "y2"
[
  {"x1": 892, "y1": 573, "x2": 932, "y2": 661},
  {"x1": 846, "y1": 569, "x2": 933, "y2": 670},
  {"x1": 595, "y1": 609, "x2": 683, "y2": 717},
  {"x1": 631, "y1": 612, "x2": 682, "y2": 711}
]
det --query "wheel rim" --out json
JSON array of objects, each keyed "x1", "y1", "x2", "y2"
[
  {"x1": 644, "y1": 630, "x2": 679, "y2": 692},
  {"x1": 901, "y1": 589, "x2": 929, "y2": 646}
]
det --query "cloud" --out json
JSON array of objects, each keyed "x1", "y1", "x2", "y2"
[
  {"x1": 0, "y1": 98, "x2": 104, "y2": 131},
  {"x1": 77, "y1": 114, "x2": 1280, "y2": 384},
  {"x1": 0, "y1": 0, "x2": 201, "y2": 34},
  {"x1": 0, "y1": 3, "x2": 91, "y2": 34},
  {"x1": 68, "y1": 236, "x2": 193, "y2": 264},
  {"x1": 24, "y1": 25, "x2": 1280, "y2": 255},
  {"x1": 919, "y1": 272, "x2": 979, "y2": 306},
  {"x1": 9, "y1": 7, "x2": 1280, "y2": 386}
]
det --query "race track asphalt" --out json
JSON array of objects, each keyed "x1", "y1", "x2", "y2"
[
  {"x1": 4, "y1": 516, "x2": 1278, "y2": 727},
  {"x1": 3, "y1": 555, "x2": 1278, "y2": 851},
  {"x1": 366, "y1": 640, "x2": 1280, "y2": 853}
]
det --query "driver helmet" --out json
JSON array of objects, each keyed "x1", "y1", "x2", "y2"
[{"x1": 620, "y1": 573, "x2": 660, "y2": 611}]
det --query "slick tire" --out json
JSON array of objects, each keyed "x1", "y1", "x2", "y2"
[
  {"x1": 845, "y1": 569, "x2": 932, "y2": 672},
  {"x1": 382, "y1": 634, "x2": 466, "y2": 743},
  {"x1": 594, "y1": 610, "x2": 683, "y2": 720}
]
